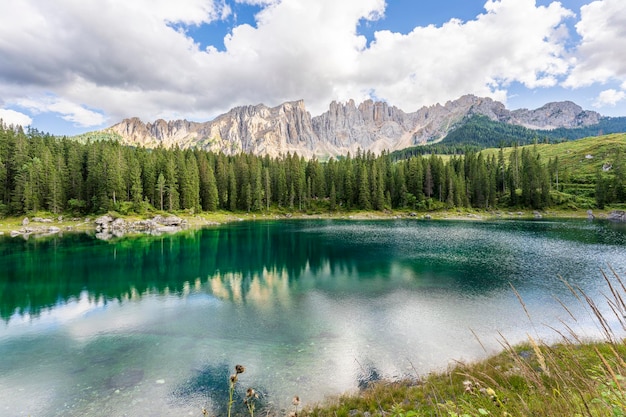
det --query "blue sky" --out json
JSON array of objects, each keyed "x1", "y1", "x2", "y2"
[{"x1": 1, "y1": 0, "x2": 625, "y2": 136}]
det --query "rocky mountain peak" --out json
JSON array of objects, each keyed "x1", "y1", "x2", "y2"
[
  {"x1": 510, "y1": 101, "x2": 600, "y2": 129},
  {"x1": 106, "y1": 96, "x2": 607, "y2": 158}
]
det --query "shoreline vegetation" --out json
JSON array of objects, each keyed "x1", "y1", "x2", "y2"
[{"x1": 0, "y1": 207, "x2": 619, "y2": 237}]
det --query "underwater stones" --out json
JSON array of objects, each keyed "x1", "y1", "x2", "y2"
[{"x1": 106, "y1": 369, "x2": 144, "y2": 390}]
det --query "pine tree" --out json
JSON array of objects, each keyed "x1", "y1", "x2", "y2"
[
  {"x1": 128, "y1": 156, "x2": 143, "y2": 208},
  {"x1": 424, "y1": 162, "x2": 433, "y2": 199},
  {"x1": 139, "y1": 149, "x2": 157, "y2": 207},
  {"x1": 329, "y1": 181, "x2": 337, "y2": 212},
  {"x1": 164, "y1": 156, "x2": 179, "y2": 211},
  {"x1": 198, "y1": 154, "x2": 219, "y2": 211},
  {"x1": 250, "y1": 159, "x2": 263, "y2": 211},
  {"x1": 23, "y1": 157, "x2": 44, "y2": 213},
  {"x1": 263, "y1": 167, "x2": 271, "y2": 211},
  {"x1": 46, "y1": 149, "x2": 67, "y2": 214},
  {"x1": 156, "y1": 173, "x2": 166, "y2": 211},
  {"x1": 216, "y1": 156, "x2": 229, "y2": 209},
  {"x1": 228, "y1": 163, "x2": 237, "y2": 211},
  {"x1": 358, "y1": 163, "x2": 371, "y2": 210},
  {"x1": 65, "y1": 140, "x2": 86, "y2": 208}
]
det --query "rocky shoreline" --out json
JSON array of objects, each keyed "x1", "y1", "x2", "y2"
[
  {"x1": 607, "y1": 210, "x2": 626, "y2": 222},
  {"x1": 3, "y1": 209, "x2": 625, "y2": 240},
  {"x1": 94, "y1": 214, "x2": 189, "y2": 240},
  {"x1": 7, "y1": 214, "x2": 194, "y2": 240}
]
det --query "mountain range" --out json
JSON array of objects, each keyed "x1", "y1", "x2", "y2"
[{"x1": 104, "y1": 94, "x2": 607, "y2": 158}]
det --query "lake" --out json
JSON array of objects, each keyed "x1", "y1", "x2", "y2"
[{"x1": 1, "y1": 218, "x2": 626, "y2": 416}]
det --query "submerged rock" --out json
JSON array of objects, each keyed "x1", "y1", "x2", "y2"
[{"x1": 106, "y1": 369, "x2": 144, "y2": 390}]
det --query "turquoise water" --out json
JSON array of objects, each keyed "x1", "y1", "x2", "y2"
[{"x1": 1, "y1": 219, "x2": 626, "y2": 416}]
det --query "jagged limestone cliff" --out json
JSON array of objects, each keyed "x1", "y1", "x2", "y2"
[{"x1": 107, "y1": 95, "x2": 601, "y2": 158}]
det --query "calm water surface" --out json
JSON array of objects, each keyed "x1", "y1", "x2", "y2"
[{"x1": 1, "y1": 219, "x2": 626, "y2": 416}]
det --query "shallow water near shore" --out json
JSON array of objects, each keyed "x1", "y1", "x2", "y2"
[{"x1": 1, "y1": 218, "x2": 626, "y2": 416}]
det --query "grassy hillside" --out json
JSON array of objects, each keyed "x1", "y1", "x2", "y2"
[
  {"x1": 69, "y1": 130, "x2": 123, "y2": 143},
  {"x1": 480, "y1": 133, "x2": 626, "y2": 209},
  {"x1": 482, "y1": 133, "x2": 626, "y2": 176}
]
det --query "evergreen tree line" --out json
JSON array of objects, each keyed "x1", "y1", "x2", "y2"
[{"x1": 0, "y1": 124, "x2": 624, "y2": 216}]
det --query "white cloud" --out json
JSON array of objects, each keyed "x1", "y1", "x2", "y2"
[
  {"x1": 356, "y1": 0, "x2": 574, "y2": 111},
  {"x1": 0, "y1": 109, "x2": 33, "y2": 127},
  {"x1": 593, "y1": 89, "x2": 626, "y2": 107},
  {"x1": 565, "y1": 0, "x2": 626, "y2": 88},
  {"x1": 0, "y1": 0, "x2": 584, "y2": 131},
  {"x1": 15, "y1": 96, "x2": 107, "y2": 127}
]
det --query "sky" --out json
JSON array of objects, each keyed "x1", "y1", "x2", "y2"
[{"x1": 0, "y1": 0, "x2": 625, "y2": 136}]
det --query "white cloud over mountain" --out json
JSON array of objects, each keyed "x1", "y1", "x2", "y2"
[
  {"x1": 0, "y1": 109, "x2": 33, "y2": 127},
  {"x1": 565, "y1": 0, "x2": 626, "y2": 88},
  {"x1": 0, "y1": 0, "x2": 623, "y2": 133}
]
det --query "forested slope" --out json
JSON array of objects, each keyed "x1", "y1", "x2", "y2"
[{"x1": 1, "y1": 124, "x2": 625, "y2": 216}]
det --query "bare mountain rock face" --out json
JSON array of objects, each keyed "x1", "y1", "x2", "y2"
[
  {"x1": 311, "y1": 99, "x2": 414, "y2": 155},
  {"x1": 107, "y1": 95, "x2": 602, "y2": 158},
  {"x1": 508, "y1": 101, "x2": 601, "y2": 129}
]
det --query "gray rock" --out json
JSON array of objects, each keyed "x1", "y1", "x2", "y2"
[
  {"x1": 22, "y1": 217, "x2": 29, "y2": 226},
  {"x1": 95, "y1": 215, "x2": 114, "y2": 226},
  {"x1": 160, "y1": 216, "x2": 183, "y2": 226},
  {"x1": 587, "y1": 209, "x2": 595, "y2": 220},
  {"x1": 111, "y1": 218, "x2": 126, "y2": 229},
  {"x1": 608, "y1": 210, "x2": 626, "y2": 222},
  {"x1": 31, "y1": 217, "x2": 52, "y2": 223},
  {"x1": 108, "y1": 95, "x2": 602, "y2": 159}
]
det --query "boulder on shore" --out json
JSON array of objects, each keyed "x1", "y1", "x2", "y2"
[
  {"x1": 607, "y1": 210, "x2": 626, "y2": 222},
  {"x1": 91, "y1": 214, "x2": 188, "y2": 239}
]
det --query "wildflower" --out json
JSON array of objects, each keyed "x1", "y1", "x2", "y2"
[
  {"x1": 292, "y1": 396, "x2": 301, "y2": 407},
  {"x1": 246, "y1": 388, "x2": 258, "y2": 398},
  {"x1": 462, "y1": 380, "x2": 473, "y2": 393},
  {"x1": 202, "y1": 407, "x2": 208, "y2": 416},
  {"x1": 235, "y1": 364, "x2": 246, "y2": 374},
  {"x1": 230, "y1": 374, "x2": 238, "y2": 384}
]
